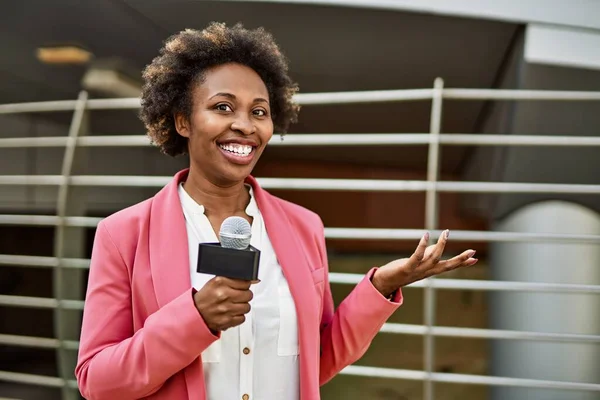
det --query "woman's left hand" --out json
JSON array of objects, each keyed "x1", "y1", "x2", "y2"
[{"x1": 371, "y1": 230, "x2": 478, "y2": 298}]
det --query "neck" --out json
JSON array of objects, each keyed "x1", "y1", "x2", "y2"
[{"x1": 182, "y1": 166, "x2": 250, "y2": 218}]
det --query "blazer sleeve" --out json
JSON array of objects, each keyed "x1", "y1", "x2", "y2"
[
  {"x1": 316, "y1": 219, "x2": 403, "y2": 385},
  {"x1": 75, "y1": 221, "x2": 219, "y2": 400}
]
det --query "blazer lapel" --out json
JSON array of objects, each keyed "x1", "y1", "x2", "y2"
[
  {"x1": 149, "y1": 169, "x2": 192, "y2": 308},
  {"x1": 247, "y1": 176, "x2": 315, "y2": 306},
  {"x1": 149, "y1": 169, "x2": 206, "y2": 398},
  {"x1": 248, "y1": 176, "x2": 319, "y2": 397}
]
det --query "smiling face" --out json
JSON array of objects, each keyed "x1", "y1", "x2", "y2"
[{"x1": 175, "y1": 63, "x2": 274, "y2": 186}]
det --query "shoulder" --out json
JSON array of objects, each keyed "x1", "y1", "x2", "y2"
[
  {"x1": 259, "y1": 190, "x2": 329, "y2": 268},
  {"x1": 262, "y1": 191, "x2": 325, "y2": 235},
  {"x1": 97, "y1": 198, "x2": 154, "y2": 242}
]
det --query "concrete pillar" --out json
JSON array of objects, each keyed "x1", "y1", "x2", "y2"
[{"x1": 489, "y1": 200, "x2": 600, "y2": 400}]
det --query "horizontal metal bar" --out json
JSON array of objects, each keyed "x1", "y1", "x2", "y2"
[
  {"x1": 4, "y1": 88, "x2": 436, "y2": 114},
  {"x1": 329, "y1": 273, "x2": 600, "y2": 294},
  {"x1": 0, "y1": 370, "x2": 66, "y2": 388},
  {"x1": 0, "y1": 215, "x2": 61, "y2": 226},
  {"x1": 0, "y1": 100, "x2": 78, "y2": 114},
  {"x1": 0, "y1": 254, "x2": 89, "y2": 269},
  {"x1": 0, "y1": 137, "x2": 68, "y2": 148},
  {"x1": 0, "y1": 254, "x2": 57, "y2": 267},
  {"x1": 0, "y1": 136, "x2": 149, "y2": 148},
  {"x1": 0, "y1": 334, "x2": 78, "y2": 350},
  {"x1": 84, "y1": 91, "x2": 438, "y2": 108},
  {"x1": 439, "y1": 181, "x2": 600, "y2": 194},
  {"x1": 1, "y1": 271, "x2": 598, "y2": 307},
  {"x1": 3, "y1": 133, "x2": 600, "y2": 149},
  {"x1": 258, "y1": 178, "x2": 600, "y2": 195},
  {"x1": 258, "y1": 177, "x2": 429, "y2": 191},
  {"x1": 79, "y1": 136, "x2": 150, "y2": 146},
  {"x1": 0, "y1": 324, "x2": 594, "y2": 361},
  {"x1": 271, "y1": 133, "x2": 600, "y2": 147},
  {"x1": 443, "y1": 88, "x2": 600, "y2": 101},
  {"x1": 0, "y1": 364, "x2": 566, "y2": 391},
  {"x1": 0, "y1": 371, "x2": 78, "y2": 390},
  {"x1": 0, "y1": 275, "x2": 595, "y2": 312},
  {"x1": 0, "y1": 176, "x2": 65, "y2": 185},
  {"x1": 2, "y1": 88, "x2": 600, "y2": 114},
  {"x1": 0, "y1": 215, "x2": 598, "y2": 245},
  {"x1": 1, "y1": 255, "x2": 598, "y2": 294},
  {"x1": 85, "y1": 98, "x2": 141, "y2": 110},
  {"x1": 0, "y1": 175, "x2": 170, "y2": 187},
  {"x1": 341, "y1": 365, "x2": 600, "y2": 391},
  {"x1": 270, "y1": 133, "x2": 430, "y2": 146},
  {"x1": 293, "y1": 89, "x2": 434, "y2": 105},
  {"x1": 0, "y1": 334, "x2": 58, "y2": 349},
  {"x1": 440, "y1": 133, "x2": 600, "y2": 147},
  {"x1": 2, "y1": 254, "x2": 598, "y2": 294},
  {"x1": 3, "y1": 175, "x2": 600, "y2": 196},
  {"x1": 69, "y1": 175, "x2": 171, "y2": 187},
  {"x1": 380, "y1": 323, "x2": 600, "y2": 343},
  {"x1": 2, "y1": 320, "x2": 596, "y2": 354},
  {"x1": 426, "y1": 277, "x2": 600, "y2": 294},
  {"x1": 0, "y1": 295, "x2": 84, "y2": 310},
  {"x1": 260, "y1": 178, "x2": 600, "y2": 195},
  {"x1": 325, "y1": 228, "x2": 600, "y2": 244},
  {"x1": 0, "y1": 215, "x2": 101, "y2": 227}
]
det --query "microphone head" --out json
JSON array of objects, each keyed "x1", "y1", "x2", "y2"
[{"x1": 219, "y1": 216, "x2": 252, "y2": 250}]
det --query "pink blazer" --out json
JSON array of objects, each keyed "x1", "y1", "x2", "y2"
[{"x1": 75, "y1": 169, "x2": 402, "y2": 399}]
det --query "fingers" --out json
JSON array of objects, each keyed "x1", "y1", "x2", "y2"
[
  {"x1": 196, "y1": 276, "x2": 255, "y2": 332},
  {"x1": 212, "y1": 284, "x2": 253, "y2": 303},
  {"x1": 216, "y1": 301, "x2": 251, "y2": 331},
  {"x1": 390, "y1": 229, "x2": 479, "y2": 286},
  {"x1": 423, "y1": 244, "x2": 437, "y2": 260},
  {"x1": 215, "y1": 276, "x2": 252, "y2": 290},
  {"x1": 428, "y1": 229, "x2": 449, "y2": 264},
  {"x1": 408, "y1": 232, "x2": 430, "y2": 266},
  {"x1": 437, "y1": 249, "x2": 477, "y2": 273},
  {"x1": 229, "y1": 302, "x2": 251, "y2": 316},
  {"x1": 222, "y1": 315, "x2": 246, "y2": 330},
  {"x1": 231, "y1": 288, "x2": 254, "y2": 304}
]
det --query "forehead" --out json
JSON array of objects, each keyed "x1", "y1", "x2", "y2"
[{"x1": 195, "y1": 63, "x2": 269, "y2": 100}]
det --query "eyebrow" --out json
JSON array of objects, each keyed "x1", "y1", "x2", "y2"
[{"x1": 209, "y1": 92, "x2": 269, "y2": 104}]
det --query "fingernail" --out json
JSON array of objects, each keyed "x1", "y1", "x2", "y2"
[
  {"x1": 468, "y1": 250, "x2": 476, "y2": 258},
  {"x1": 468, "y1": 258, "x2": 479, "y2": 266},
  {"x1": 423, "y1": 232, "x2": 430, "y2": 241},
  {"x1": 444, "y1": 229, "x2": 450, "y2": 239}
]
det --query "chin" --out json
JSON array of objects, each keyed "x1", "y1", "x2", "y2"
[{"x1": 218, "y1": 165, "x2": 255, "y2": 184}]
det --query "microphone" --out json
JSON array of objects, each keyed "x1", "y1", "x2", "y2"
[
  {"x1": 196, "y1": 216, "x2": 261, "y2": 280},
  {"x1": 219, "y1": 216, "x2": 252, "y2": 250}
]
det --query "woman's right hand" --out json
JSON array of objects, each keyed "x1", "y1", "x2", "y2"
[{"x1": 193, "y1": 276, "x2": 253, "y2": 332}]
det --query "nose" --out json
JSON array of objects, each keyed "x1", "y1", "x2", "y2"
[{"x1": 230, "y1": 114, "x2": 256, "y2": 136}]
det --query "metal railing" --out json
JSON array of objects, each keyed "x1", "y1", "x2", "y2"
[{"x1": 1, "y1": 81, "x2": 600, "y2": 399}]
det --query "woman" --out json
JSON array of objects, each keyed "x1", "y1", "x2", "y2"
[{"x1": 75, "y1": 22, "x2": 477, "y2": 400}]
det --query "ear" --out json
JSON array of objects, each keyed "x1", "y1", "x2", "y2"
[{"x1": 174, "y1": 112, "x2": 191, "y2": 138}]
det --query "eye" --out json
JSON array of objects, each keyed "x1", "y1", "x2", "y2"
[
  {"x1": 215, "y1": 103, "x2": 233, "y2": 112},
  {"x1": 253, "y1": 108, "x2": 268, "y2": 117}
]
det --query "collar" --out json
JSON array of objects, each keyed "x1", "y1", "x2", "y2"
[{"x1": 177, "y1": 181, "x2": 259, "y2": 218}]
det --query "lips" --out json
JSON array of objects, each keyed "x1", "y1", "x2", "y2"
[
  {"x1": 218, "y1": 143, "x2": 253, "y2": 157},
  {"x1": 216, "y1": 140, "x2": 259, "y2": 165}
]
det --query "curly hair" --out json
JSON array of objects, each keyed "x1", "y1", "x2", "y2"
[{"x1": 139, "y1": 22, "x2": 300, "y2": 156}]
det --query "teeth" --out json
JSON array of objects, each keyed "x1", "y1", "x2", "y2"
[{"x1": 219, "y1": 143, "x2": 253, "y2": 156}]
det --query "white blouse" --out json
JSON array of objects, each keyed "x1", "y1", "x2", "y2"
[{"x1": 178, "y1": 183, "x2": 300, "y2": 400}]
